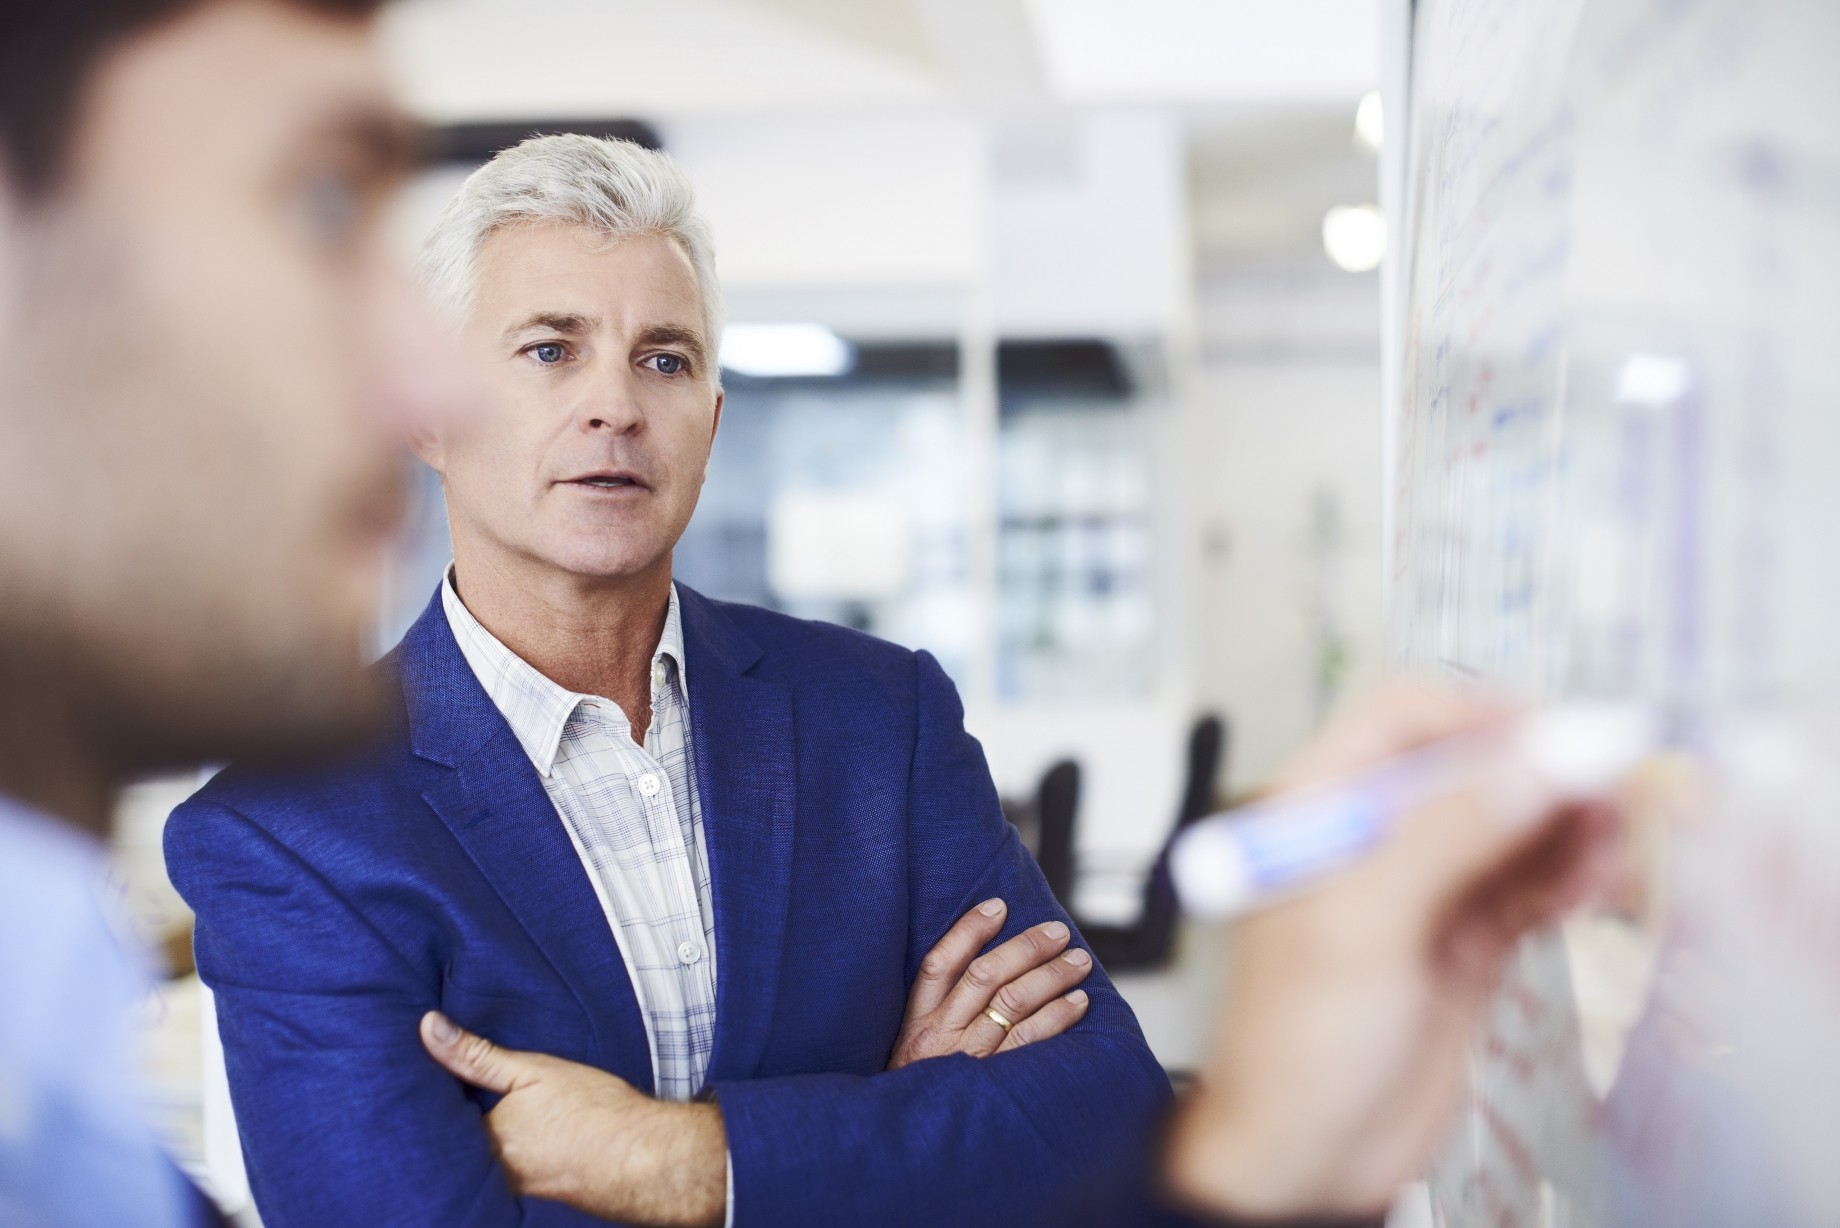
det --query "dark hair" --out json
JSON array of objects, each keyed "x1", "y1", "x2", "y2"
[{"x1": 0, "y1": 0, "x2": 385, "y2": 199}]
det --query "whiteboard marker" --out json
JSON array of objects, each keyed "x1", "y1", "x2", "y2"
[{"x1": 1169, "y1": 704, "x2": 1658, "y2": 920}]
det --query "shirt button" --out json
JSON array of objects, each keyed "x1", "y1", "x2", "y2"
[
  {"x1": 637, "y1": 773, "x2": 661, "y2": 797},
  {"x1": 677, "y1": 940, "x2": 703, "y2": 965}
]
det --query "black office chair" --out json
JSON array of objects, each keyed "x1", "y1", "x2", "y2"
[
  {"x1": 1030, "y1": 759, "x2": 1080, "y2": 910},
  {"x1": 1079, "y1": 714, "x2": 1227, "y2": 973}
]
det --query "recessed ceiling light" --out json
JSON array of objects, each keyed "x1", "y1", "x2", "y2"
[
  {"x1": 1615, "y1": 354, "x2": 1692, "y2": 407},
  {"x1": 1322, "y1": 204, "x2": 1385, "y2": 272},
  {"x1": 1355, "y1": 90, "x2": 1384, "y2": 152}
]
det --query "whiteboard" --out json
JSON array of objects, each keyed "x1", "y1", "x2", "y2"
[{"x1": 1386, "y1": 0, "x2": 1840, "y2": 1223}]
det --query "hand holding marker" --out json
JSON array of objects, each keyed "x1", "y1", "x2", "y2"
[{"x1": 1170, "y1": 703, "x2": 1659, "y2": 919}]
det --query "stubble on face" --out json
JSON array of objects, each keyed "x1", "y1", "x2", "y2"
[{"x1": 0, "y1": 1, "x2": 424, "y2": 806}]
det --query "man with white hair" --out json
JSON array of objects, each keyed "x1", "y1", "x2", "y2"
[{"x1": 167, "y1": 134, "x2": 1170, "y2": 1228}]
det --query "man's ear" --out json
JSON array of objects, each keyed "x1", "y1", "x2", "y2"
[
  {"x1": 407, "y1": 421, "x2": 446, "y2": 473},
  {"x1": 703, "y1": 388, "x2": 724, "y2": 479}
]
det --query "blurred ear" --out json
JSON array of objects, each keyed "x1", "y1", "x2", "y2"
[
  {"x1": 702, "y1": 388, "x2": 724, "y2": 480},
  {"x1": 407, "y1": 422, "x2": 445, "y2": 473}
]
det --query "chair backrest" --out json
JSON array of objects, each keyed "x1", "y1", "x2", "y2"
[
  {"x1": 1130, "y1": 714, "x2": 1228, "y2": 963},
  {"x1": 1032, "y1": 758, "x2": 1080, "y2": 908},
  {"x1": 1176, "y1": 714, "x2": 1226, "y2": 832}
]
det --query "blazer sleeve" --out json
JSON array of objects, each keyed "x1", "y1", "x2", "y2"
[
  {"x1": 165, "y1": 800, "x2": 610, "y2": 1228},
  {"x1": 710, "y1": 650, "x2": 1173, "y2": 1227}
]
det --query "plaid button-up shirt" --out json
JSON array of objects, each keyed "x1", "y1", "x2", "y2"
[{"x1": 443, "y1": 573, "x2": 718, "y2": 1102}]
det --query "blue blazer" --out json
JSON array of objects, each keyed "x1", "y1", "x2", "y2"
[{"x1": 166, "y1": 585, "x2": 1170, "y2": 1227}]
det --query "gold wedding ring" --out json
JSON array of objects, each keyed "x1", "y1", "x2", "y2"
[{"x1": 983, "y1": 1006, "x2": 1015, "y2": 1032}]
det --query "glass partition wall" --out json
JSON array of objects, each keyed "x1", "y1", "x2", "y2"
[{"x1": 678, "y1": 335, "x2": 1166, "y2": 704}]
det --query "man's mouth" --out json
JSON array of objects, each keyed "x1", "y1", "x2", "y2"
[{"x1": 563, "y1": 471, "x2": 647, "y2": 491}]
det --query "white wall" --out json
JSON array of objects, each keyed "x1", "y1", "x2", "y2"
[
  {"x1": 661, "y1": 115, "x2": 985, "y2": 291},
  {"x1": 1180, "y1": 355, "x2": 1386, "y2": 790},
  {"x1": 988, "y1": 110, "x2": 1190, "y2": 336}
]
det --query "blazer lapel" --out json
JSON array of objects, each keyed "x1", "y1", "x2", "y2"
[
  {"x1": 398, "y1": 592, "x2": 656, "y2": 1094},
  {"x1": 678, "y1": 587, "x2": 797, "y2": 1082}
]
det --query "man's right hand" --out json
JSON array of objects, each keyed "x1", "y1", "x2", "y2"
[
  {"x1": 887, "y1": 899, "x2": 1094, "y2": 1069},
  {"x1": 1160, "y1": 683, "x2": 1623, "y2": 1221}
]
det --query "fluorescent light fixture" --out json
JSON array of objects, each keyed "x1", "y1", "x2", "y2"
[
  {"x1": 1355, "y1": 90, "x2": 1384, "y2": 152},
  {"x1": 1322, "y1": 204, "x2": 1385, "y2": 272},
  {"x1": 1615, "y1": 353, "x2": 1692, "y2": 407},
  {"x1": 720, "y1": 322, "x2": 855, "y2": 378}
]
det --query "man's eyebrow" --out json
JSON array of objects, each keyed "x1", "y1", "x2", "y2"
[
  {"x1": 634, "y1": 324, "x2": 710, "y2": 364},
  {"x1": 504, "y1": 312, "x2": 600, "y2": 339}
]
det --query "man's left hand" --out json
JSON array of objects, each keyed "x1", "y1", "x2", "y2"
[
  {"x1": 887, "y1": 899, "x2": 1094, "y2": 1070},
  {"x1": 419, "y1": 1011, "x2": 726, "y2": 1228}
]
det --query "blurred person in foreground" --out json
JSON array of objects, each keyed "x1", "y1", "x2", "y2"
[
  {"x1": 420, "y1": 682, "x2": 1621, "y2": 1227},
  {"x1": 164, "y1": 133, "x2": 1169, "y2": 1228},
  {"x1": 0, "y1": 0, "x2": 434, "y2": 1224}
]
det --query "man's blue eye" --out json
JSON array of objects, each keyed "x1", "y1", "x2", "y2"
[
  {"x1": 651, "y1": 354, "x2": 684, "y2": 375},
  {"x1": 533, "y1": 343, "x2": 564, "y2": 364}
]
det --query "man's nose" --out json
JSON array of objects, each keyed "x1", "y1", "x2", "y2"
[{"x1": 579, "y1": 360, "x2": 646, "y2": 435}]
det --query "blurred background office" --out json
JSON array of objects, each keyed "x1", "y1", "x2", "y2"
[{"x1": 111, "y1": 0, "x2": 1392, "y2": 1216}]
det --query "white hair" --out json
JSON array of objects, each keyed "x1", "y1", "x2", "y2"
[{"x1": 417, "y1": 134, "x2": 723, "y2": 351}]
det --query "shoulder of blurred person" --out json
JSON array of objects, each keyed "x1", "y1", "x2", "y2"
[{"x1": 0, "y1": 799, "x2": 200, "y2": 1228}]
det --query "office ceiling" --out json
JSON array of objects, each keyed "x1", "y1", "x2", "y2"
[
  {"x1": 1189, "y1": 111, "x2": 1383, "y2": 260},
  {"x1": 380, "y1": 0, "x2": 1383, "y2": 264},
  {"x1": 380, "y1": 0, "x2": 1377, "y2": 120},
  {"x1": 722, "y1": 0, "x2": 943, "y2": 74}
]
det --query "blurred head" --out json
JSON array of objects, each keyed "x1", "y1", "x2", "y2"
[
  {"x1": 0, "y1": 0, "x2": 438, "y2": 785},
  {"x1": 414, "y1": 136, "x2": 724, "y2": 590}
]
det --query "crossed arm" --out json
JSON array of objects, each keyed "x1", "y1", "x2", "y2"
[
  {"x1": 412, "y1": 653, "x2": 1168, "y2": 1227},
  {"x1": 418, "y1": 899, "x2": 1100, "y2": 1227},
  {"x1": 414, "y1": 644, "x2": 1162, "y2": 1228},
  {"x1": 172, "y1": 805, "x2": 1128, "y2": 1228}
]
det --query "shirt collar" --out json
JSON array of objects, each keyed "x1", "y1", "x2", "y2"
[{"x1": 440, "y1": 568, "x2": 688, "y2": 777}]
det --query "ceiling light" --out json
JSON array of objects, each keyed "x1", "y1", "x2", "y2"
[
  {"x1": 720, "y1": 323, "x2": 855, "y2": 378},
  {"x1": 1355, "y1": 90, "x2": 1383, "y2": 152},
  {"x1": 1615, "y1": 354, "x2": 1692, "y2": 407},
  {"x1": 1322, "y1": 204, "x2": 1385, "y2": 272}
]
